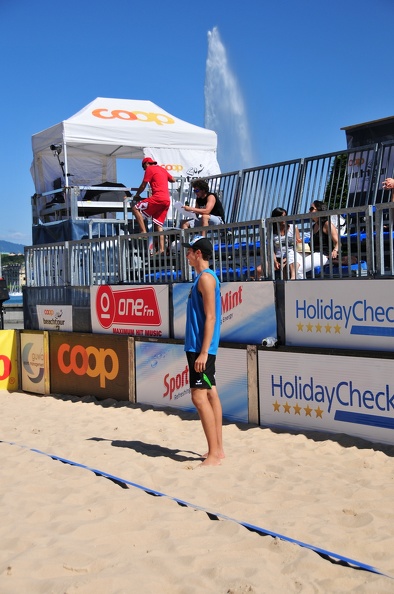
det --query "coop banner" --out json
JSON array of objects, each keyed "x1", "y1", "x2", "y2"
[
  {"x1": 21, "y1": 332, "x2": 46, "y2": 394},
  {"x1": 259, "y1": 350, "x2": 394, "y2": 446},
  {"x1": 173, "y1": 281, "x2": 277, "y2": 345},
  {"x1": 135, "y1": 341, "x2": 248, "y2": 423},
  {"x1": 285, "y1": 279, "x2": 394, "y2": 352},
  {"x1": 0, "y1": 330, "x2": 18, "y2": 390},
  {"x1": 90, "y1": 285, "x2": 170, "y2": 338}
]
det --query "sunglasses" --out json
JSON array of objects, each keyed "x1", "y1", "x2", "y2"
[
  {"x1": 193, "y1": 189, "x2": 201, "y2": 193},
  {"x1": 309, "y1": 206, "x2": 316, "y2": 212}
]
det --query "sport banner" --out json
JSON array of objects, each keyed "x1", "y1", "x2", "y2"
[
  {"x1": 285, "y1": 279, "x2": 394, "y2": 352},
  {"x1": 21, "y1": 332, "x2": 46, "y2": 394},
  {"x1": 90, "y1": 285, "x2": 170, "y2": 338},
  {"x1": 135, "y1": 341, "x2": 248, "y2": 423},
  {"x1": 36, "y1": 305, "x2": 73, "y2": 331},
  {"x1": 173, "y1": 281, "x2": 277, "y2": 345},
  {"x1": 0, "y1": 330, "x2": 19, "y2": 391},
  {"x1": 259, "y1": 350, "x2": 394, "y2": 446}
]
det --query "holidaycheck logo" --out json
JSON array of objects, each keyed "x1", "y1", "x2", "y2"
[
  {"x1": 295, "y1": 298, "x2": 394, "y2": 338},
  {"x1": 270, "y1": 374, "x2": 394, "y2": 430}
]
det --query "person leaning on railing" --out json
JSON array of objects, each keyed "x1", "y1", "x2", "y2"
[
  {"x1": 297, "y1": 200, "x2": 339, "y2": 279},
  {"x1": 382, "y1": 177, "x2": 394, "y2": 201}
]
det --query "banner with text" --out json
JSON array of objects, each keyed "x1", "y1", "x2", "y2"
[
  {"x1": 90, "y1": 285, "x2": 170, "y2": 338},
  {"x1": 285, "y1": 279, "x2": 394, "y2": 351},
  {"x1": 259, "y1": 350, "x2": 394, "y2": 445},
  {"x1": 135, "y1": 341, "x2": 248, "y2": 423},
  {"x1": 0, "y1": 330, "x2": 18, "y2": 391},
  {"x1": 21, "y1": 332, "x2": 46, "y2": 394},
  {"x1": 173, "y1": 281, "x2": 277, "y2": 345},
  {"x1": 36, "y1": 305, "x2": 73, "y2": 332}
]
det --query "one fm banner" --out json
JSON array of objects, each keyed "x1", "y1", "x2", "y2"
[
  {"x1": 0, "y1": 330, "x2": 18, "y2": 390},
  {"x1": 259, "y1": 350, "x2": 394, "y2": 446},
  {"x1": 285, "y1": 279, "x2": 394, "y2": 352},
  {"x1": 135, "y1": 341, "x2": 248, "y2": 423},
  {"x1": 90, "y1": 285, "x2": 170, "y2": 337},
  {"x1": 21, "y1": 332, "x2": 45, "y2": 394},
  {"x1": 173, "y1": 281, "x2": 277, "y2": 344}
]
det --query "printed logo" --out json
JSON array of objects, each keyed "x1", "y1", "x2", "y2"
[
  {"x1": 163, "y1": 366, "x2": 189, "y2": 400},
  {"x1": 96, "y1": 286, "x2": 161, "y2": 329},
  {"x1": 0, "y1": 355, "x2": 11, "y2": 381},
  {"x1": 22, "y1": 342, "x2": 44, "y2": 384},
  {"x1": 57, "y1": 344, "x2": 119, "y2": 388},
  {"x1": 92, "y1": 109, "x2": 175, "y2": 126}
]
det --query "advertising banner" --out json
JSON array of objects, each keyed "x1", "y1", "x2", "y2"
[
  {"x1": 36, "y1": 305, "x2": 73, "y2": 331},
  {"x1": 21, "y1": 332, "x2": 46, "y2": 394},
  {"x1": 285, "y1": 279, "x2": 394, "y2": 352},
  {"x1": 49, "y1": 332, "x2": 131, "y2": 401},
  {"x1": 173, "y1": 281, "x2": 277, "y2": 345},
  {"x1": 0, "y1": 330, "x2": 18, "y2": 390},
  {"x1": 90, "y1": 285, "x2": 170, "y2": 337},
  {"x1": 259, "y1": 350, "x2": 394, "y2": 446},
  {"x1": 135, "y1": 341, "x2": 248, "y2": 423}
]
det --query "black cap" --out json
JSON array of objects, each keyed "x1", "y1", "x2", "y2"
[{"x1": 182, "y1": 235, "x2": 213, "y2": 254}]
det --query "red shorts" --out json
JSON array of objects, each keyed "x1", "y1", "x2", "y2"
[{"x1": 134, "y1": 197, "x2": 170, "y2": 227}]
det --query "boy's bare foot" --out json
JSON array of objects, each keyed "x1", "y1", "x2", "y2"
[
  {"x1": 197, "y1": 455, "x2": 222, "y2": 467},
  {"x1": 202, "y1": 451, "x2": 225, "y2": 460}
]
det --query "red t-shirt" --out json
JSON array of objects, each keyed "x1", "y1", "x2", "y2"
[{"x1": 143, "y1": 165, "x2": 173, "y2": 203}]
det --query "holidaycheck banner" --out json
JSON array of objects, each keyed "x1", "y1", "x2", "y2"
[
  {"x1": 285, "y1": 279, "x2": 394, "y2": 351},
  {"x1": 259, "y1": 350, "x2": 394, "y2": 446}
]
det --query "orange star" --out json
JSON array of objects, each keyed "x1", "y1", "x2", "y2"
[
  {"x1": 283, "y1": 402, "x2": 291, "y2": 413},
  {"x1": 304, "y1": 405, "x2": 313, "y2": 416},
  {"x1": 297, "y1": 323, "x2": 304, "y2": 332},
  {"x1": 324, "y1": 324, "x2": 332, "y2": 333},
  {"x1": 306, "y1": 323, "x2": 313, "y2": 332},
  {"x1": 315, "y1": 323, "x2": 322, "y2": 333},
  {"x1": 315, "y1": 406, "x2": 323, "y2": 418},
  {"x1": 334, "y1": 324, "x2": 341, "y2": 334},
  {"x1": 273, "y1": 401, "x2": 281, "y2": 412},
  {"x1": 293, "y1": 404, "x2": 302, "y2": 415}
]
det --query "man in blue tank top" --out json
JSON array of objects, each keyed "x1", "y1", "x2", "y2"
[{"x1": 182, "y1": 235, "x2": 224, "y2": 467}]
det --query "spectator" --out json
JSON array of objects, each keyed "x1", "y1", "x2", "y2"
[
  {"x1": 131, "y1": 157, "x2": 176, "y2": 254},
  {"x1": 382, "y1": 177, "x2": 394, "y2": 201},
  {"x1": 181, "y1": 179, "x2": 225, "y2": 236},
  {"x1": 255, "y1": 207, "x2": 302, "y2": 280},
  {"x1": 298, "y1": 200, "x2": 339, "y2": 278}
]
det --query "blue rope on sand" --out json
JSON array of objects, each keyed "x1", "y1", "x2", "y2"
[{"x1": 2, "y1": 439, "x2": 392, "y2": 580}]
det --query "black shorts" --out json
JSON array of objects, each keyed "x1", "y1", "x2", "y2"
[{"x1": 186, "y1": 352, "x2": 216, "y2": 390}]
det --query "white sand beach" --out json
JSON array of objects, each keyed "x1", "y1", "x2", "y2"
[{"x1": 0, "y1": 390, "x2": 394, "y2": 593}]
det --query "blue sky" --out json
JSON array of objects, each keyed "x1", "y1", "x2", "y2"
[{"x1": 1, "y1": 0, "x2": 393, "y2": 245}]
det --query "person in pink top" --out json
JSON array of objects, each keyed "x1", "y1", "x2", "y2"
[{"x1": 131, "y1": 157, "x2": 176, "y2": 254}]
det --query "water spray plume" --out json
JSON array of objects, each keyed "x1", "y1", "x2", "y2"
[{"x1": 205, "y1": 27, "x2": 253, "y2": 173}]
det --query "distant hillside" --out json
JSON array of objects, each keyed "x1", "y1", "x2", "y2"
[{"x1": 0, "y1": 240, "x2": 25, "y2": 254}]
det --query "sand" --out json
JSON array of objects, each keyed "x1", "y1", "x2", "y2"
[{"x1": 0, "y1": 390, "x2": 394, "y2": 594}]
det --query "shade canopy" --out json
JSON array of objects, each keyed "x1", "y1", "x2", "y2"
[{"x1": 31, "y1": 98, "x2": 221, "y2": 193}]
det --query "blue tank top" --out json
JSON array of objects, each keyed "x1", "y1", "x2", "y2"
[{"x1": 184, "y1": 268, "x2": 221, "y2": 354}]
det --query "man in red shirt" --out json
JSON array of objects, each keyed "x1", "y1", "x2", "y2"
[{"x1": 131, "y1": 157, "x2": 176, "y2": 254}]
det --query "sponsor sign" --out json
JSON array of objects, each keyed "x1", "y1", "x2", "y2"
[
  {"x1": 36, "y1": 305, "x2": 73, "y2": 331},
  {"x1": 21, "y1": 332, "x2": 46, "y2": 394},
  {"x1": 173, "y1": 281, "x2": 277, "y2": 345},
  {"x1": 0, "y1": 330, "x2": 18, "y2": 390},
  {"x1": 135, "y1": 342, "x2": 248, "y2": 423},
  {"x1": 259, "y1": 350, "x2": 394, "y2": 445},
  {"x1": 90, "y1": 285, "x2": 170, "y2": 337},
  {"x1": 285, "y1": 279, "x2": 394, "y2": 351},
  {"x1": 49, "y1": 332, "x2": 130, "y2": 400}
]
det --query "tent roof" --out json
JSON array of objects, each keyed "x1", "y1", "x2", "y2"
[{"x1": 32, "y1": 98, "x2": 217, "y2": 157}]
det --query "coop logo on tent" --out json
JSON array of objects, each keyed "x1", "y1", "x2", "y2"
[
  {"x1": 95, "y1": 285, "x2": 161, "y2": 329},
  {"x1": 92, "y1": 108, "x2": 175, "y2": 126},
  {"x1": 22, "y1": 342, "x2": 44, "y2": 384}
]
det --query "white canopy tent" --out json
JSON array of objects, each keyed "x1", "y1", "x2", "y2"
[{"x1": 31, "y1": 98, "x2": 221, "y2": 194}]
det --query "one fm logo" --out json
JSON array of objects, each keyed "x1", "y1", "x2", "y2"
[{"x1": 95, "y1": 285, "x2": 161, "y2": 329}]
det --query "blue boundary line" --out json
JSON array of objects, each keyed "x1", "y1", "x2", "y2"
[{"x1": 1, "y1": 439, "x2": 392, "y2": 580}]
